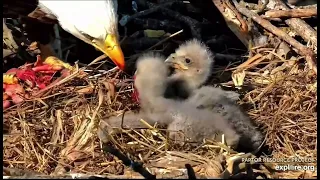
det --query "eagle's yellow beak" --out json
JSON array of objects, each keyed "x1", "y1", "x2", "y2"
[
  {"x1": 165, "y1": 56, "x2": 189, "y2": 71},
  {"x1": 93, "y1": 34, "x2": 125, "y2": 70}
]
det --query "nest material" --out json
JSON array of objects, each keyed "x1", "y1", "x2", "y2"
[
  {"x1": 3, "y1": 45, "x2": 317, "y2": 178},
  {"x1": 234, "y1": 50, "x2": 317, "y2": 179}
]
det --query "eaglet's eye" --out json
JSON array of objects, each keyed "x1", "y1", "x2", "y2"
[{"x1": 185, "y1": 58, "x2": 191, "y2": 64}]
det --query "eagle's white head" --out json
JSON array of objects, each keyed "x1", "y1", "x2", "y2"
[{"x1": 39, "y1": 0, "x2": 125, "y2": 70}]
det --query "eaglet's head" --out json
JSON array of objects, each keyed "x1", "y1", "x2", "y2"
[
  {"x1": 135, "y1": 52, "x2": 169, "y2": 97},
  {"x1": 165, "y1": 39, "x2": 215, "y2": 89}
]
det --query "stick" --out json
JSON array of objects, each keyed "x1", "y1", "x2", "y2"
[
  {"x1": 102, "y1": 143, "x2": 156, "y2": 179},
  {"x1": 3, "y1": 49, "x2": 16, "y2": 58},
  {"x1": 263, "y1": 8, "x2": 317, "y2": 19},
  {"x1": 3, "y1": 19, "x2": 19, "y2": 51},
  {"x1": 232, "y1": 0, "x2": 317, "y2": 75},
  {"x1": 147, "y1": 2, "x2": 202, "y2": 39},
  {"x1": 147, "y1": 30, "x2": 183, "y2": 50},
  {"x1": 119, "y1": 1, "x2": 176, "y2": 26},
  {"x1": 88, "y1": 54, "x2": 107, "y2": 66},
  {"x1": 211, "y1": 0, "x2": 250, "y2": 47},
  {"x1": 53, "y1": 24, "x2": 62, "y2": 59},
  {"x1": 270, "y1": 0, "x2": 317, "y2": 47}
]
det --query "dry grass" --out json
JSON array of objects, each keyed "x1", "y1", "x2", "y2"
[
  {"x1": 3, "y1": 67, "x2": 137, "y2": 175},
  {"x1": 225, "y1": 47, "x2": 317, "y2": 179},
  {"x1": 3, "y1": 44, "x2": 317, "y2": 179},
  {"x1": 237, "y1": 49, "x2": 317, "y2": 160}
]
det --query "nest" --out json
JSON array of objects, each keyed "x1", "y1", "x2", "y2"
[{"x1": 3, "y1": 45, "x2": 317, "y2": 178}]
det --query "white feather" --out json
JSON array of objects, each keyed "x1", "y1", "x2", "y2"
[{"x1": 38, "y1": 0, "x2": 118, "y2": 44}]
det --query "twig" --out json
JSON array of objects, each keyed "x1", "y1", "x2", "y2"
[
  {"x1": 185, "y1": 164, "x2": 197, "y2": 179},
  {"x1": 65, "y1": 50, "x2": 70, "y2": 61},
  {"x1": 211, "y1": 0, "x2": 250, "y2": 47},
  {"x1": 88, "y1": 55, "x2": 107, "y2": 66},
  {"x1": 3, "y1": 49, "x2": 16, "y2": 58},
  {"x1": 3, "y1": 19, "x2": 19, "y2": 51},
  {"x1": 238, "y1": 0, "x2": 269, "y2": 14},
  {"x1": 147, "y1": 2, "x2": 202, "y2": 39},
  {"x1": 289, "y1": 4, "x2": 317, "y2": 9},
  {"x1": 256, "y1": 0, "x2": 269, "y2": 14},
  {"x1": 263, "y1": 8, "x2": 317, "y2": 19},
  {"x1": 61, "y1": 44, "x2": 76, "y2": 52},
  {"x1": 232, "y1": 0, "x2": 317, "y2": 74},
  {"x1": 270, "y1": 0, "x2": 317, "y2": 47},
  {"x1": 225, "y1": 0, "x2": 248, "y2": 32},
  {"x1": 119, "y1": 1, "x2": 176, "y2": 26},
  {"x1": 147, "y1": 30, "x2": 183, "y2": 50},
  {"x1": 132, "y1": 18, "x2": 182, "y2": 32},
  {"x1": 53, "y1": 24, "x2": 62, "y2": 59},
  {"x1": 234, "y1": 53, "x2": 263, "y2": 71},
  {"x1": 102, "y1": 143, "x2": 156, "y2": 179}
]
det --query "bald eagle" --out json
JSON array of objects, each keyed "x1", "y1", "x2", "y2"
[{"x1": 3, "y1": 0, "x2": 125, "y2": 70}]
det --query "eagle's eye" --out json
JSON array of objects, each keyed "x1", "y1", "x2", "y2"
[
  {"x1": 185, "y1": 58, "x2": 191, "y2": 64},
  {"x1": 106, "y1": 46, "x2": 113, "y2": 50}
]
